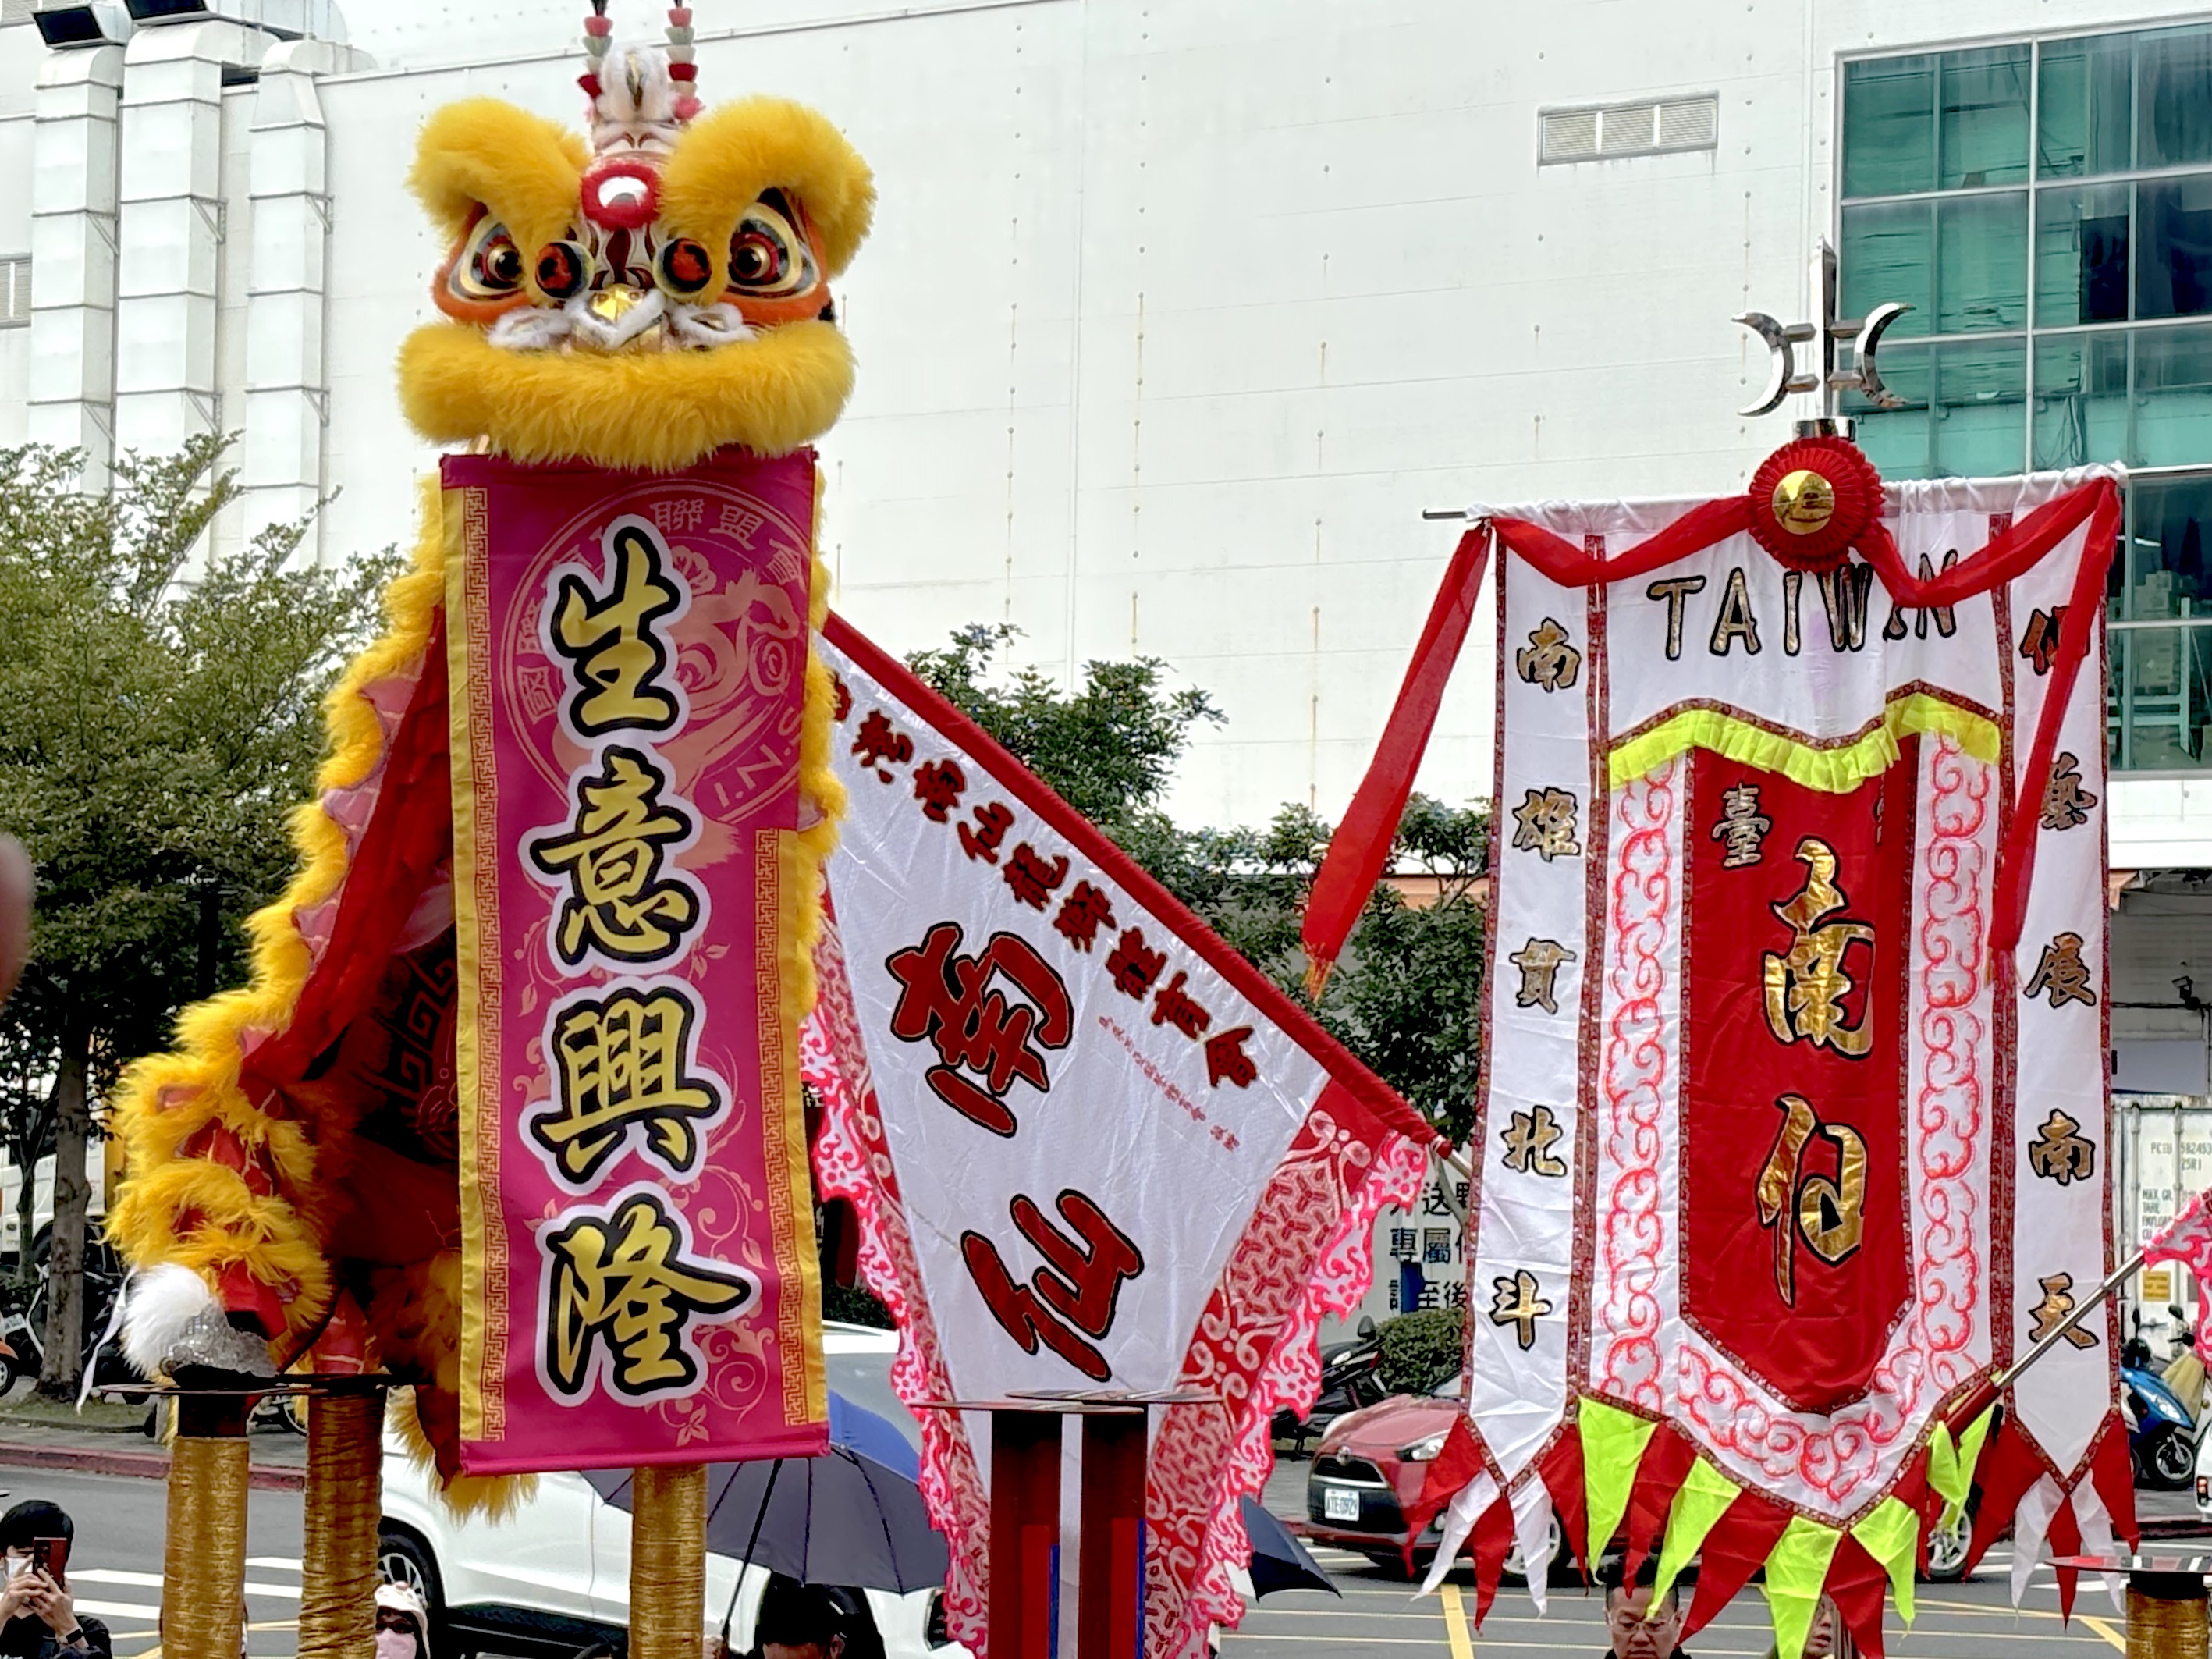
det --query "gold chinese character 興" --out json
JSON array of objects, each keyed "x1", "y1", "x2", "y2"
[
  {"x1": 1762, "y1": 838, "x2": 1875, "y2": 1056},
  {"x1": 541, "y1": 1190, "x2": 755, "y2": 1399},
  {"x1": 2026, "y1": 932, "x2": 2098, "y2": 1008},
  {"x1": 1511, "y1": 787, "x2": 1582, "y2": 862},
  {"x1": 528, "y1": 986, "x2": 726, "y2": 1185},
  {"x1": 1488, "y1": 1269, "x2": 1551, "y2": 1351},
  {"x1": 2041, "y1": 752, "x2": 2099, "y2": 832},
  {"x1": 526, "y1": 746, "x2": 703, "y2": 968},
  {"x1": 2027, "y1": 1108, "x2": 2097, "y2": 1186},
  {"x1": 550, "y1": 519, "x2": 687, "y2": 738},
  {"x1": 1711, "y1": 783, "x2": 1773, "y2": 869},
  {"x1": 2027, "y1": 1272, "x2": 2100, "y2": 1351},
  {"x1": 1753, "y1": 1093, "x2": 1867, "y2": 1306},
  {"x1": 1500, "y1": 1105, "x2": 1568, "y2": 1178},
  {"x1": 1515, "y1": 618, "x2": 1582, "y2": 692},
  {"x1": 1508, "y1": 937, "x2": 1578, "y2": 1015}
]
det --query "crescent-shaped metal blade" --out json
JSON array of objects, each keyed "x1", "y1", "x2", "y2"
[
  {"x1": 1852, "y1": 302, "x2": 1913, "y2": 410},
  {"x1": 1734, "y1": 311, "x2": 1793, "y2": 417}
]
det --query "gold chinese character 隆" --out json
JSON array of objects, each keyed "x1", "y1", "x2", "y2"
[
  {"x1": 526, "y1": 746, "x2": 702, "y2": 969},
  {"x1": 529, "y1": 986, "x2": 724, "y2": 1185},
  {"x1": 541, "y1": 1190, "x2": 755, "y2": 1399},
  {"x1": 1763, "y1": 838, "x2": 1875, "y2": 1057},
  {"x1": 549, "y1": 520, "x2": 687, "y2": 738},
  {"x1": 1753, "y1": 1093, "x2": 1867, "y2": 1306}
]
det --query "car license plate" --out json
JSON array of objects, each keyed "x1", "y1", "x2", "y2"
[{"x1": 1323, "y1": 1487, "x2": 1361, "y2": 1522}]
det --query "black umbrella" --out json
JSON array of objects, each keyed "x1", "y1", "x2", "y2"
[
  {"x1": 585, "y1": 1394, "x2": 948, "y2": 1594},
  {"x1": 1240, "y1": 1497, "x2": 1337, "y2": 1598}
]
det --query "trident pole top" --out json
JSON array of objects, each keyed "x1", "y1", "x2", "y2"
[{"x1": 1734, "y1": 239, "x2": 1910, "y2": 432}]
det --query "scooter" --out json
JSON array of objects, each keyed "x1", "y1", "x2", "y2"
[{"x1": 2124, "y1": 1309, "x2": 2200, "y2": 1490}]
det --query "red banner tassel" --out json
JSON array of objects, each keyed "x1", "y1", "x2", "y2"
[
  {"x1": 1823, "y1": 1533, "x2": 1892, "y2": 1659},
  {"x1": 2090, "y1": 1414, "x2": 2139, "y2": 1549},
  {"x1": 1680, "y1": 1487, "x2": 1793, "y2": 1641},
  {"x1": 1300, "y1": 526, "x2": 1490, "y2": 996},
  {"x1": 1399, "y1": 1417, "x2": 1486, "y2": 1575},
  {"x1": 1537, "y1": 1428, "x2": 1591, "y2": 1577},
  {"x1": 1963, "y1": 1416, "x2": 2045, "y2": 1578},
  {"x1": 1618, "y1": 1426, "x2": 1695, "y2": 1585},
  {"x1": 1471, "y1": 1494, "x2": 1515, "y2": 1628},
  {"x1": 2048, "y1": 1490, "x2": 2085, "y2": 1623}
]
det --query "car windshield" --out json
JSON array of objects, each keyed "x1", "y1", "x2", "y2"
[
  {"x1": 1429, "y1": 1373, "x2": 1467, "y2": 1398},
  {"x1": 826, "y1": 1345, "x2": 925, "y2": 1449}
]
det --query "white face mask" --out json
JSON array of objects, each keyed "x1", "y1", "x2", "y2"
[
  {"x1": 4, "y1": 1557, "x2": 30, "y2": 1583},
  {"x1": 375, "y1": 1628, "x2": 416, "y2": 1659}
]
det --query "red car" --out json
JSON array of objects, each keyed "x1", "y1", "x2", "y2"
[{"x1": 1300, "y1": 1376, "x2": 1468, "y2": 1576}]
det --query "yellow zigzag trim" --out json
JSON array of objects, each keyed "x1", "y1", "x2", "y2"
[{"x1": 1607, "y1": 693, "x2": 2001, "y2": 794}]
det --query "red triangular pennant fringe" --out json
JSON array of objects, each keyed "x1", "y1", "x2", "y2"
[
  {"x1": 2048, "y1": 1491, "x2": 2084, "y2": 1623},
  {"x1": 1539, "y1": 1430, "x2": 1591, "y2": 1576},
  {"x1": 1620, "y1": 1426, "x2": 1697, "y2": 1584},
  {"x1": 1472, "y1": 1494, "x2": 1517, "y2": 1628},
  {"x1": 1682, "y1": 1487, "x2": 1794, "y2": 1641},
  {"x1": 1400, "y1": 1418, "x2": 1486, "y2": 1576},
  {"x1": 1823, "y1": 1533, "x2": 1891, "y2": 1659},
  {"x1": 1965, "y1": 1419, "x2": 2045, "y2": 1577},
  {"x1": 2090, "y1": 1416, "x2": 2139, "y2": 1549}
]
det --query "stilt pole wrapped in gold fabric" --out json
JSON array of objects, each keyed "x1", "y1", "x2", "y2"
[
  {"x1": 163, "y1": 1397, "x2": 250, "y2": 1659},
  {"x1": 299, "y1": 1389, "x2": 385, "y2": 1659},
  {"x1": 630, "y1": 1462, "x2": 708, "y2": 1659},
  {"x1": 2129, "y1": 1577, "x2": 2211, "y2": 1659}
]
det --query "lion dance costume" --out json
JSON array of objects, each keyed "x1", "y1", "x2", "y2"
[{"x1": 108, "y1": 11, "x2": 872, "y2": 1656}]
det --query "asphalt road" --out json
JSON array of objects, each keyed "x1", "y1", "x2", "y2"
[{"x1": 0, "y1": 1462, "x2": 2168, "y2": 1659}]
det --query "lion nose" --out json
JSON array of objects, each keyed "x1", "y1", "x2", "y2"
[{"x1": 580, "y1": 157, "x2": 659, "y2": 230}]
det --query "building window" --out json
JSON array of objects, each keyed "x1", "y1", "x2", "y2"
[
  {"x1": 0, "y1": 258, "x2": 27, "y2": 328},
  {"x1": 1841, "y1": 24, "x2": 2212, "y2": 773},
  {"x1": 1540, "y1": 96, "x2": 1718, "y2": 164}
]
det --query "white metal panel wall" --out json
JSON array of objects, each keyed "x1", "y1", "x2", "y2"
[{"x1": 26, "y1": 43, "x2": 120, "y2": 485}]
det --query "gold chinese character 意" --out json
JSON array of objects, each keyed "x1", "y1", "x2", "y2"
[
  {"x1": 1515, "y1": 618, "x2": 1582, "y2": 692},
  {"x1": 1511, "y1": 787, "x2": 1583, "y2": 862},
  {"x1": 526, "y1": 746, "x2": 701, "y2": 968},
  {"x1": 1753, "y1": 1093, "x2": 1867, "y2": 1306},
  {"x1": 1508, "y1": 937, "x2": 1578, "y2": 1015},
  {"x1": 2026, "y1": 932, "x2": 2098, "y2": 1008},
  {"x1": 550, "y1": 520, "x2": 687, "y2": 737},
  {"x1": 529, "y1": 986, "x2": 725, "y2": 1185},
  {"x1": 1762, "y1": 838, "x2": 1876, "y2": 1057},
  {"x1": 2027, "y1": 1108, "x2": 2097, "y2": 1186},
  {"x1": 1711, "y1": 783, "x2": 1773, "y2": 869},
  {"x1": 1500, "y1": 1105, "x2": 1568, "y2": 1178},
  {"x1": 2027, "y1": 1272, "x2": 2100, "y2": 1351},
  {"x1": 2041, "y1": 752, "x2": 2099, "y2": 832},
  {"x1": 1489, "y1": 1269, "x2": 1552, "y2": 1351},
  {"x1": 541, "y1": 1190, "x2": 754, "y2": 1399}
]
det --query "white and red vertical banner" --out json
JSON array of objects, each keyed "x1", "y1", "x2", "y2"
[
  {"x1": 802, "y1": 615, "x2": 1436, "y2": 1658},
  {"x1": 1440, "y1": 469, "x2": 2129, "y2": 1644}
]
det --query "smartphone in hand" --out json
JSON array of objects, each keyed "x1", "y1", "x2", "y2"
[{"x1": 28, "y1": 1538, "x2": 63, "y2": 1588}]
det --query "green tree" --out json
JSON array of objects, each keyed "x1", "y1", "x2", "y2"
[
  {"x1": 907, "y1": 626, "x2": 1490, "y2": 1145},
  {"x1": 0, "y1": 439, "x2": 395, "y2": 1394}
]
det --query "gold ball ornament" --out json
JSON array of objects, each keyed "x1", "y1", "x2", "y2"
[{"x1": 1772, "y1": 468, "x2": 1838, "y2": 537}]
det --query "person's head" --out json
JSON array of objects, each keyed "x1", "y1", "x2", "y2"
[
  {"x1": 1602, "y1": 1557, "x2": 1685, "y2": 1659},
  {"x1": 754, "y1": 1580, "x2": 846, "y2": 1659},
  {"x1": 376, "y1": 1581, "x2": 432, "y2": 1659},
  {"x1": 0, "y1": 1502, "x2": 69, "y2": 1583},
  {"x1": 1799, "y1": 1596, "x2": 1856, "y2": 1659}
]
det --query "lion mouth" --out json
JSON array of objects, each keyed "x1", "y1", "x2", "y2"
[{"x1": 486, "y1": 286, "x2": 758, "y2": 355}]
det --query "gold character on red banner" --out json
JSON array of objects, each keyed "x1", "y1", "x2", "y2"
[
  {"x1": 1754, "y1": 1092, "x2": 1867, "y2": 1306},
  {"x1": 884, "y1": 921, "x2": 1074, "y2": 1138},
  {"x1": 960, "y1": 1189, "x2": 1144, "y2": 1382},
  {"x1": 541, "y1": 1190, "x2": 755, "y2": 1400},
  {"x1": 1711, "y1": 783, "x2": 1773, "y2": 869},
  {"x1": 526, "y1": 745, "x2": 701, "y2": 968},
  {"x1": 529, "y1": 986, "x2": 726, "y2": 1185},
  {"x1": 549, "y1": 520, "x2": 687, "y2": 738},
  {"x1": 1763, "y1": 838, "x2": 1874, "y2": 1057}
]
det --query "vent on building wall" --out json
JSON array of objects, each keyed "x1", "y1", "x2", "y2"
[
  {"x1": 0, "y1": 0, "x2": 30, "y2": 26},
  {"x1": 1540, "y1": 95, "x2": 1719, "y2": 163},
  {"x1": 0, "y1": 259, "x2": 27, "y2": 328}
]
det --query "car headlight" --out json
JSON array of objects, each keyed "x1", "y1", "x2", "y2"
[{"x1": 1401, "y1": 1431, "x2": 1449, "y2": 1462}]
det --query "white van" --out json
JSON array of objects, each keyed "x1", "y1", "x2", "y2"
[{"x1": 0, "y1": 1144, "x2": 106, "y2": 1259}]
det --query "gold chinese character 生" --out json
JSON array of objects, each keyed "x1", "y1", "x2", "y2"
[
  {"x1": 1515, "y1": 618, "x2": 1582, "y2": 692},
  {"x1": 526, "y1": 746, "x2": 702, "y2": 968},
  {"x1": 1711, "y1": 783, "x2": 1773, "y2": 869},
  {"x1": 2028, "y1": 1108, "x2": 2097, "y2": 1187},
  {"x1": 1753, "y1": 1093, "x2": 1867, "y2": 1306},
  {"x1": 1500, "y1": 1105, "x2": 1568, "y2": 1178},
  {"x1": 541, "y1": 1190, "x2": 755, "y2": 1399},
  {"x1": 2041, "y1": 752, "x2": 2099, "y2": 832},
  {"x1": 2028, "y1": 1272, "x2": 2100, "y2": 1351},
  {"x1": 1763, "y1": 838, "x2": 1876, "y2": 1057},
  {"x1": 1488, "y1": 1269, "x2": 1551, "y2": 1351},
  {"x1": 549, "y1": 519, "x2": 687, "y2": 738},
  {"x1": 2026, "y1": 932, "x2": 2098, "y2": 1008},
  {"x1": 1508, "y1": 937, "x2": 1578, "y2": 1015},
  {"x1": 528, "y1": 986, "x2": 725, "y2": 1185},
  {"x1": 1511, "y1": 787, "x2": 1582, "y2": 862}
]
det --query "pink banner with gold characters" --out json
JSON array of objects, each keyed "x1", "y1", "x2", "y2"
[{"x1": 443, "y1": 449, "x2": 829, "y2": 1475}]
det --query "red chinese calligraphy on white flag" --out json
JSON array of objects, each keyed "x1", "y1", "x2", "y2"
[{"x1": 803, "y1": 616, "x2": 1437, "y2": 1657}]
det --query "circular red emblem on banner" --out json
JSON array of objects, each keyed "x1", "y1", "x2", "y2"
[{"x1": 1747, "y1": 436, "x2": 1882, "y2": 575}]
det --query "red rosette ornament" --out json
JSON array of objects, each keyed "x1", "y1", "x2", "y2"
[{"x1": 1746, "y1": 435, "x2": 1882, "y2": 574}]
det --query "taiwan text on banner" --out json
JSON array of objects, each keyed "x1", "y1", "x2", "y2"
[
  {"x1": 803, "y1": 616, "x2": 1437, "y2": 1659},
  {"x1": 443, "y1": 450, "x2": 828, "y2": 1474}
]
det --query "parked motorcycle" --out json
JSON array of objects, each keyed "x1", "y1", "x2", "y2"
[
  {"x1": 0, "y1": 1248, "x2": 131, "y2": 1395},
  {"x1": 2124, "y1": 1308, "x2": 2200, "y2": 1490}
]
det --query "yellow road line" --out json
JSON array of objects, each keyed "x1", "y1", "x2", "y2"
[
  {"x1": 1439, "y1": 1583, "x2": 1475, "y2": 1659},
  {"x1": 2081, "y1": 1615, "x2": 2128, "y2": 1651}
]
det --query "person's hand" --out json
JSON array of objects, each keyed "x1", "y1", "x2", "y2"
[
  {"x1": 24, "y1": 1572, "x2": 74, "y2": 1636},
  {"x1": 0, "y1": 1571, "x2": 34, "y2": 1625}
]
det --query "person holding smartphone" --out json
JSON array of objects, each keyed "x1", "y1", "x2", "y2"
[{"x1": 0, "y1": 1501, "x2": 106, "y2": 1659}]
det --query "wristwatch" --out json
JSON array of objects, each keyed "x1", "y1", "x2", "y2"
[{"x1": 56, "y1": 1630, "x2": 83, "y2": 1650}]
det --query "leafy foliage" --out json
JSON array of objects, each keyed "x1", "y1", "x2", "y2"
[
  {"x1": 906, "y1": 625, "x2": 1490, "y2": 1145},
  {"x1": 1376, "y1": 1307, "x2": 1468, "y2": 1394},
  {"x1": 0, "y1": 439, "x2": 396, "y2": 1387}
]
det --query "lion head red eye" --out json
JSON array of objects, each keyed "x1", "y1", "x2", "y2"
[
  {"x1": 535, "y1": 241, "x2": 589, "y2": 300},
  {"x1": 657, "y1": 237, "x2": 714, "y2": 297},
  {"x1": 474, "y1": 233, "x2": 522, "y2": 290},
  {"x1": 730, "y1": 229, "x2": 783, "y2": 286}
]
